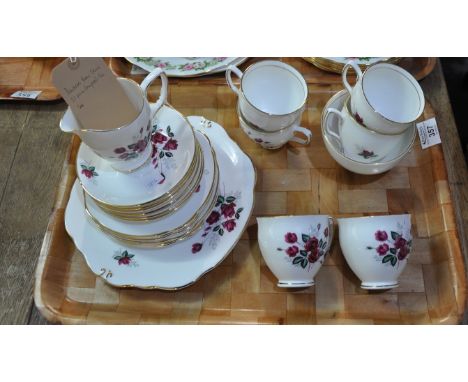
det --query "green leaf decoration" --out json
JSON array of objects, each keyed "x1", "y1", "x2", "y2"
[
  {"x1": 219, "y1": 229, "x2": 224, "y2": 236},
  {"x1": 319, "y1": 239, "x2": 323, "y2": 248},
  {"x1": 391, "y1": 257, "x2": 397, "y2": 266},
  {"x1": 389, "y1": 248, "x2": 397, "y2": 255},
  {"x1": 166, "y1": 126, "x2": 171, "y2": 134},
  {"x1": 113, "y1": 255, "x2": 122, "y2": 260},
  {"x1": 213, "y1": 225, "x2": 220, "y2": 231},
  {"x1": 127, "y1": 254, "x2": 134, "y2": 258},
  {"x1": 407, "y1": 240, "x2": 413, "y2": 247},
  {"x1": 237, "y1": 208, "x2": 243, "y2": 213},
  {"x1": 165, "y1": 152, "x2": 173, "y2": 157},
  {"x1": 80, "y1": 164, "x2": 87, "y2": 169},
  {"x1": 93, "y1": 172, "x2": 99, "y2": 177},
  {"x1": 217, "y1": 195, "x2": 225, "y2": 204},
  {"x1": 382, "y1": 255, "x2": 393, "y2": 263},
  {"x1": 292, "y1": 257, "x2": 302, "y2": 265},
  {"x1": 299, "y1": 250, "x2": 308, "y2": 257},
  {"x1": 169, "y1": 133, "x2": 174, "y2": 138},
  {"x1": 89, "y1": 166, "x2": 95, "y2": 171},
  {"x1": 122, "y1": 250, "x2": 128, "y2": 256},
  {"x1": 235, "y1": 213, "x2": 240, "y2": 219},
  {"x1": 300, "y1": 259, "x2": 308, "y2": 269},
  {"x1": 302, "y1": 234, "x2": 310, "y2": 243},
  {"x1": 366, "y1": 246, "x2": 373, "y2": 250},
  {"x1": 391, "y1": 231, "x2": 399, "y2": 240},
  {"x1": 226, "y1": 196, "x2": 236, "y2": 203},
  {"x1": 159, "y1": 151, "x2": 164, "y2": 158},
  {"x1": 320, "y1": 240, "x2": 327, "y2": 249}
]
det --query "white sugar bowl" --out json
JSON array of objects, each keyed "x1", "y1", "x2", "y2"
[
  {"x1": 337, "y1": 214, "x2": 413, "y2": 290},
  {"x1": 257, "y1": 215, "x2": 334, "y2": 288}
]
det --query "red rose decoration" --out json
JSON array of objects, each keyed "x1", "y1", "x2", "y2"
[
  {"x1": 114, "y1": 147, "x2": 126, "y2": 154},
  {"x1": 192, "y1": 243, "x2": 203, "y2": 254},
  {"x1": 394, "y1": 236, "x2": 407, "y2": 249},
  {"x1": 118, "y1": 257, "x2": 131, "y2": 265},
  {"x1": 222, "y1": 219, "x2": 237, "y2": 232},
  {"x1": 375, "y1": 230, "x2": 388, "y2": 241},
  {"x1": 284, "y1": 232, "x2": 297, "y2": 244},
  {"x1": 355, "y1": 113, "x2": 364, "y2": 125},
  {"x1": 163, "y1": 138, "x2": 178, "y2": 151},
  {"x1": 376, "y1": 243, "x2": 389, "y2": 255},
  {"x1": 81, "y1": 169, "x2": 93, "y2": 179},
  {"x1": 286, "y1": 245, "x2": 299, "y2": 257},
  {"x1": 206, "y1": 211, "x2": 220, "y2": 225},
  {"x1": 221, "y1": 202, "x2": 236, "y2": 218},
  {"x1": 397, "y1": 245, "x2": 409, "y2": 260},
  {"x1": 152, "y1": 132, "x2": 167, "y2": 144},
  {"x1": 304, "y1": 237, "x2": 319, "y2": 254},
  {"x1": 134, "y1": 139, "x2": 148, "y2": 153},
  {"x1": 324, "y1": 227, "x2": 329, "y2": 237},
  {"x1": 308, "y1": 252, "x2": 319, "y2": 263}
]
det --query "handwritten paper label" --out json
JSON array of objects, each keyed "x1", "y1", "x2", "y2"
[
  {"x1": 417, "y1": 118, "x2": 441, "y2": 149},
  {"x1": 10, "y1": 90, "x2": 42, "y2": 99},
  {"x1": 51, "y1": 58, "x2": 137, "y2": 131}
]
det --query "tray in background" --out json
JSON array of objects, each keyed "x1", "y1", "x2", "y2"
[
  {"x1": 0, "y1": 58, "x2": 63, "y2": 101},
  {"x1": 109, "y1": 57, "x2": 436, "y2": 86},
  {"x1": 34, "y1": 83, "x2": 466, "y2": 324}
]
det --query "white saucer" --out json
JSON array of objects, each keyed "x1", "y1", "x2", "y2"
[
  {"x1": 85, "y1": 130, "x2": 217, "y2": 236},
  {"x1": 77, "y1": 105, "x2": 197, "y2": 207}
]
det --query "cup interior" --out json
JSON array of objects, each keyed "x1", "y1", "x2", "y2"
[
  {"x1": 363, "y1": 65, "x2": 424, "y2": 123},
  {"x1": 242, "y1": 62, "x2": 307, "y2": 115}
]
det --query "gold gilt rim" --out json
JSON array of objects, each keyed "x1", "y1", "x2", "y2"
[
  {"x1": 303, "y1": 57, "x2": 401, "y2": 74},
  {"x1": 78, "y1": 103, "x2": 199, "y2": 208},
  {"x1": 85, "y1": 160, "x2": 220, "y2": 246},
  {"x1": 93, "y1": 144, "x2": 204, "y2": 218},
  {"x1": 84, "y1": 139, "x2": 202, "y2": 211},
  {"x1": 91, "y1": 139, "x2": 212, "y2": 221},
  {"x1": 67, "y1": 119, "x2": 257, "y2": 290}
]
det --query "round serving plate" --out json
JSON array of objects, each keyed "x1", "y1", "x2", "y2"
[
  {"x1": 65, "y1": 116, "x2": 255, "y2": 289},
  {"x1": 84, "y1": 130, "x2": 218, "y2": 239},
  {"x1": 125, "y1": 57, "x2": 247, "y2": 77},
  {"x1": 77, "y1": 105, "x2": 197, "y2": 207},
  {"x1": 303, "y1": 57, "x2": 401, "y2": 74}
]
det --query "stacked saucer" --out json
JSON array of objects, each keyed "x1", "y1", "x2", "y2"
[{"x1": 76, "y1": 105, "x2": 220, "y2": 247}]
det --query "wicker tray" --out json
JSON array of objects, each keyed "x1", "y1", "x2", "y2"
[
  {"x1": 0, "y1": 58, "x2": 63, "y2": 101},
  {"x1": 34, "y1": 83, "x2": 466, "y2": 324},
  {"x1": 109, "y1": 57, "x2": 436, "y2": 86}
]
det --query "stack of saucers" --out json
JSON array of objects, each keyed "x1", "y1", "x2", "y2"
[{"x1": 76, "y1": 105, "x2": 220, "y2": 247}]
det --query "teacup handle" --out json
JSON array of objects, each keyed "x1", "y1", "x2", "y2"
[
  {"x1": 289, "y1": 126, "x2": 312, "y2": 145},
  {"x1": 342, "y1": 60, "x2": 363, "y2": 94},
  {"x1": 324, "y1": 108, "x2": 344, "y2": 142},
  {"x1": 323, "y1": 217, "x2": 335, "y2": 255},
  {"x1": 140, "y1": 67, "x2": 169, "y2": 119},
  {"x1": 225, "y1": 65, "x2": 243, "y2": 96}
]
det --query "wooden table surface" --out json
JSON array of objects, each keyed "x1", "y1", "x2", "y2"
[{"x1": 0, "y1": 59, "x2": 467, "y2": 324}]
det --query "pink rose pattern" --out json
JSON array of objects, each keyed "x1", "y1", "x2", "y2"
[
  {"x1": 191, "y1": 193, "x2": 244, "y2": 254},
  {"x1": 113, "y1": 250, "x2": 137, "y2": 266},
  {"x1": 149, "y1": 124, "x2": 179, "y2": 185},
  {"x1": 367, "y1": 229, "x2": 412, "y2": 267},
  {"x1": 112, "y1": 122, "x2": 151, "y2": 161},
  {"x1": 80, "y1": 164, "x2": 98, "y2": 179},
  {"x1": 277, "y1": 223, "x2": 329, "y2": 270},
  {"x1": 134, "y1": 58, "x2": 229, "y2": 73}
]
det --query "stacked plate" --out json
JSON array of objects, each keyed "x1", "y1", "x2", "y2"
[{"x1": 66, "y1": 109, "x2": 255, "y2": 289}]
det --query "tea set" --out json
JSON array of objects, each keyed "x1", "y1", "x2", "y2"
[{"x1": 59, "y1": 57, "x2": 422, "y2": 290}]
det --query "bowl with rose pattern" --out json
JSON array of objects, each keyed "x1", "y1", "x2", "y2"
[
  {"x1": 337, "y1": 214, "x2": 412, "y2": 289},
  {"x1": 257, "y1": 215, "x2": 334, "y2": 288}
]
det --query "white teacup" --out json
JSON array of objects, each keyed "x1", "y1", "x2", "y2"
[
  {"x1": 60, "y1": 68, "x2": 168, "y2": 172},
  {"x1": 226, "y1": 60, "x2": 308, "y2": 132},
  {"x1": 238, "y1": 104, "x2": 311, "y2": 149},
  {"x1": 337, "y1": 214, "x2": 412, "y2": 290},
  {"x1": 343, "y1": 61, "x2": 424, "y2": 135},
  {"x1": 257, "y1": 215, "x2": 334, "y2": 288},
  {"x1": 324, "y1": 97, "x2": 407, "y2": 163}
]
